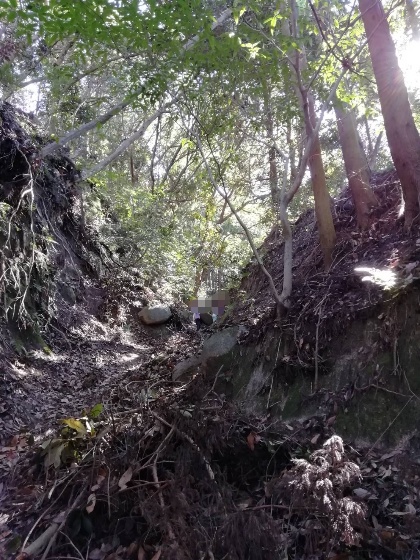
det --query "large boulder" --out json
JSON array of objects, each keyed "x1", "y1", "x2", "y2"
[
  {"x1": 171, "y1": 326, "x2": 244, "y2": 382},
  {"x1": 201, "y1": 326, "x2": 241, "y2": 360},
  {"x1": 139, "y1": 305, "x2": 172, "y2": 325}
]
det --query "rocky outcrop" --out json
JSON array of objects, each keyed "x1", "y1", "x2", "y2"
[
  {"x1": 200, "y1": 289, "x2": 420, "y2": 447},
  {"x1": 201, "y1": 326, "x2": 241, "y2": 360},
  {"x1": 139, "y1": 305, "x2": 172, "y2": 325},
  {"x1": 172, "y1": 326, "x2": 244, "y2": 382}
]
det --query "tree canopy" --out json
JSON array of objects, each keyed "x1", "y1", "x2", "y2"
[{"x1": 1, "y1": 0, "x2": 420, "y2": 300}]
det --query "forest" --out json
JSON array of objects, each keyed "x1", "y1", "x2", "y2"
[{"x1": 1, "y1": 0, "x2": 420, "y2": 559}]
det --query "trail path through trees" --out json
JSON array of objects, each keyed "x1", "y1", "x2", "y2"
[{"x1": 0, "y1": 304, "x2": 200, "y2": 480}]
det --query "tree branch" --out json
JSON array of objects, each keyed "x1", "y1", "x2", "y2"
[
  {"x1": 81, "y1": 101, "x2": 174, "y2": 179},
  {"x1": 40, "y1": 8, "x2": 233, "y2": 158}
]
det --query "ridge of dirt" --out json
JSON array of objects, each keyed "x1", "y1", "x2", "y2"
[
  {"x1": 2, "y1": 301, "x2": 420, "y2": 559},
  {"x1": 226, "y1": 170, "x2": 420, "y2": 363}
]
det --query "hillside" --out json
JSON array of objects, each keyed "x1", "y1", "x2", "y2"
[{"x1": 1, "y1": 102, "x2": 420, "y2": 560}]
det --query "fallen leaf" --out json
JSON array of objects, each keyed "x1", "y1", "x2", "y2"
[
  {"x1": 379, "y1": 530, "x2": 394, "y2": 540},
  {"x1": 311, "y1": 434, "x2": 320, "y2": 444},
  {"x1": 89, "y1": 544, "x2": 113, "y2": 560},
  {"x1": 237, "y1": 497, "x2": 253, "y2": 510},
  {"x1": 137, "y1": 545, "x2": 146, "y2": 560},
  {"x1": 379, "y1": 450, "x2": 397, "y2": 460},
  {"x1": 91, "y1": 473, "x2": 106, "y2": 492},
  {"x1": 44, "y1": 442, "x2": 66, "y2": 469},
  {"x1": 89, "y1": 549, "x2": 105, "y2": 560},
  {"x1": 118, "y1": 466, "x2": 133, "y2": 490},
  {"x1": 86, "y1": 493, "x2": 96, "y2": 514},
  {"x1": 405, "y1": 262, "x2": 418, "y2": 273},
  {"x1": 353, "y1": 488, "x2": 370, "y2": 499},
  {"x1": 89, "y1": 403, "x2": 104, "y2": 419},
  {"x1": 371, "y1": 515, "x2": 381, "y2": 529},
  {"x1": 406, "y1": 503, "x2": 416, "y2": 514},
  {"x1": 247, "y1": 432, "x2": 257, "y2": 451},
  {"x1": 151, "y1": 550, "x2": 161, "y2": 560}
]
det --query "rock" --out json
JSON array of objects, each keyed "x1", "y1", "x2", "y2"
[
  {"x1": 57, "y1": 281, "x2": 76, "y2": 305},
  {"x1": 139, "y1": 305, "x2": 172, "y2": 325},
  {"x1": 172, "y1": 356, "x2": 201, "y2": 382},
  {"x1": 178, "y1": 309, "x2": 192, "y2": 321},
  {"x1": 201, "y1": 326, "x2": 240, "y2": 360},
  {"x1": 200, "y1": 312, "x2": 213, "y2": 326}
]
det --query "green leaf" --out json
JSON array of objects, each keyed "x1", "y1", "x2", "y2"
[
  {"x1": 61, "y1": 418, "x2": 87, "y2": 435},
  {"x1": 88, "y1": 403, "x2": 104, "y2": 419}
]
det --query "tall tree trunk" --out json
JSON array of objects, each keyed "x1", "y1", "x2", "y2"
[
  {"x1": 334, "y1": 101, "x2": 378, "y2": 228},
  {"x1": 289, "y1": 0, "x2": 336, "y2": 268},
  {"x1": 303, "y1": 90, "x2": 336, "y2": 268},
  {"x1": 359, "y1": 0, "x2": 420, "y2": 226},
  {"x1": 405, "y1": 0, "x2": 420, "y2": 40},
  {"x1": 363, "y1": 115, "x2": 383, "y2": 170},
  {"x1": 262, "y1": 81, "x2": 281, "y2": 221},
  {"x1": 368, "y1": 131, "x2": 383, "y2": 170}
]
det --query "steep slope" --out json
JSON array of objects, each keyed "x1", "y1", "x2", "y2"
[{"x1": 1, "y1": 104, "x2": 420, "y2": 560}]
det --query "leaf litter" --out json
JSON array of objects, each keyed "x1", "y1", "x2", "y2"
[{"x1": 0, "y1": 106, "x2": 419, "y2": 559}]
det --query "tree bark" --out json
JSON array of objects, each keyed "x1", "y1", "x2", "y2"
[
  {"x1": 359, "y1": 0, "x2": 420, "y2": 226},
  {"x1": 368, "y1": 130, "x2": 383, "y2": 170},
  {"x1": 334, "y1": 101, "x2": 378, "y2": 228},
  {"x1": 289, "y1": 0, "x2": 336, "y2": 269},
  {"x1": 304, "y1": 90, "x2": 336, "y2": 268},
  {"x1": 262, "y1": 81, "x2": 281, "y2": 218}
]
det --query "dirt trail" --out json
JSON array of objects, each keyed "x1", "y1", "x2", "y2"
[
  {"x1": 0, "y1": 296, "x2": 200, "y2": 479},
  {"x1": 2, "y1": 289, "x2": 420, "y2": 559}
]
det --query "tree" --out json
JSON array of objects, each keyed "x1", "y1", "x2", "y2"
[
  {"x1": 288, "y1": 0, "x2": 336, "y2": 269},
  {"x1": 359, "y1": 0, "x2": 420, "y2": 226},
  {"x1": 334, "y1": 100, "x2": 378, "y2": 229}
]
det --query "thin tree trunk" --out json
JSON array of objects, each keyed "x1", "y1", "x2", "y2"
[
  {"x1": 81, "y1": 105, "x2": 171, "y2": 179},
  {"x1": 129, "y1": 152, "x2": 137, "y2": 185},
  {"x1": 278, "y1": 156, "x2": 293, "y2": 311},
  {"x1": 359, "y1": 0, "x2": 420, "y2": 226},
  {"x1": 334, "y1": 101, "x2": 378, "y2": 228},
  {"x1": 262, "y1": 81, "x2": 281, "y2": 218},
  {"x1": 405, "y1": 0, "x2": 420, "y2": 39},
  {"x1": 368, "y1": 130, "x2": 383, "y2": 169},
  {"x1": 289, "y1": 0, "x2": 336, "y2": 268},
  {"x1": 191, "y1": 130, "x2": 283, "y2": 309}
]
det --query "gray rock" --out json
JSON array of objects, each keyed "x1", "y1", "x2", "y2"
[
  {"x1": 201, "y1": 326, "x2": 240, "y2": 360},
  {"x1": 172, "y1": 356, "x2": 201, "y2": 382},
  {"x1": 57, "y1": 281, "x2": 76, "y2": 305},
  {"x1": 139, "y1": 305, "x2": 172, "y2": 325}
]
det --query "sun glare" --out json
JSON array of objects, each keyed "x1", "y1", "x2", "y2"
[
  {"x1": 354, "y1": 266, "x2": 397, "y2": 289},
  {"x1": 397, "y1": 39, "x2": 420, "y2": 92}
]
